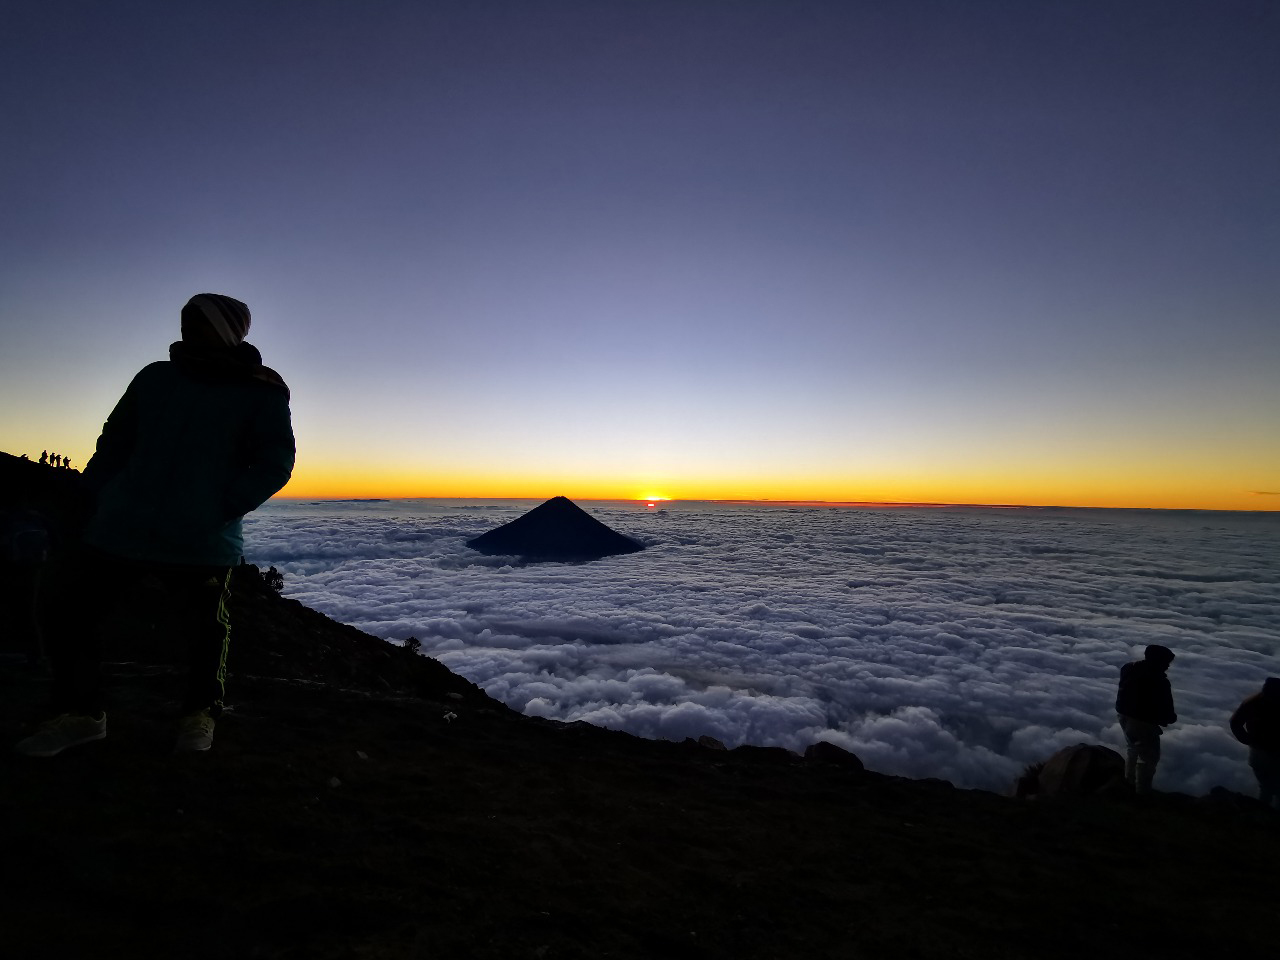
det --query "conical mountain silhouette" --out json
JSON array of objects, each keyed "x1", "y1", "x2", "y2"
[{"x1": 466, "y1": 496, "x2": 643, "y2": 561}]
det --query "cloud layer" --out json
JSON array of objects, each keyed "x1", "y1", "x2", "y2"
[{"x1": 246, "y1": 501, "x2": 1280, "y2": 794}]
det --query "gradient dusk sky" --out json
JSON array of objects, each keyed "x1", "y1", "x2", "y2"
[{"x1": 2, "y1": 1, "x2": 1276, "y2": 509}]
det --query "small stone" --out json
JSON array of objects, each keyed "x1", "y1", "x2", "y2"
[{"x1": 327, "y1": 777, "x2": 342, "y2": 788}]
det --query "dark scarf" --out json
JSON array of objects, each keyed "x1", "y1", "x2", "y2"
[{"x1": 169, "y1": 341, "x2": 290, "y2": 399}]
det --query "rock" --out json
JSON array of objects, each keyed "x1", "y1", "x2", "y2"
[
  {"x1": 917, "y1": 778, "x2": 957, "y2": 792},
  {"x1": 696, "y1": 735, "x2": 727, "y2": 751},
  {"x1": 1195, "y1": 786, "x2": 1269, "y2": 815},
  {"x1": 731, "y1": 744, "x2": 797, "y2": 764},
  {"x1": 466, "y1": 496, "x2": 643, "y2": 561},
  {"x1": 1017, "y1": 743, "x2": 1125, "y2": 798},
  {"x1": 803, "y1": 740, "x2": 865, "y2": 772}
]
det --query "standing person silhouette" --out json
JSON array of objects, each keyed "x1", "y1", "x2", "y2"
[
  {"x1": 1115, "y1": 644, "x2": 1178, "y2": 795},
  {"x1": 16, "y1": 294, "x2": 295, "y2": 756},
  {"x1": 1230, "y1": 678, "x2": 1280, "y2": 809}
]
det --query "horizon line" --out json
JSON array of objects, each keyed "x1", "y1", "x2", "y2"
[{"x1": 267, "y1": 494, "x2": 1279, "y2": 515}]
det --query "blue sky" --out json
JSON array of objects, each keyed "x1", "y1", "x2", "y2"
[{"x1": 2, "y1": 1, "x2": 1277, "y2": 506}]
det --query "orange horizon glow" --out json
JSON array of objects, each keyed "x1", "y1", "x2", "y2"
[
  {"x1": 271, "y1": 492, "x2": 1280, "y2": 512},
  {"x1": 273, "y1": 463, "x2": 1280, "y2": 512}
]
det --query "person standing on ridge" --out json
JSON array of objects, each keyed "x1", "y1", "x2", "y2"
[
  {"x1": 1115, "y1": 644, "x2": 1178, "y2": 795},
  {"x1": 15, "y1": 294, "x2": 295, "y2": 757},
  {"x1": 1230, "y1": 678, "x2": 1280, "y2": 809}
]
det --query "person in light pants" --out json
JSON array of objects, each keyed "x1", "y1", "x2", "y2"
[{"x1": 1115, "y1": 645, "x2": 1177, "y2": 794}]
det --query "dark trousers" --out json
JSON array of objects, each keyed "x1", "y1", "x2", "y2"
[
  {"x1": 0, "y1": 561, "x2": 44, "y2": 663},
  {"x1": 42, "y1": 546, "x2": 232, "y2": 716}
]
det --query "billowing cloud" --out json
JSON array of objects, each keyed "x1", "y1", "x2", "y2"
[{"x1": 245, "y1": 501, "x2": 1280, "y2": 794}]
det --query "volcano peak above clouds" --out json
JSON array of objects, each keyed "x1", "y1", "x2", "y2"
[{"x1": 466, "y1": 496, "x2": 644, "y2": 561}]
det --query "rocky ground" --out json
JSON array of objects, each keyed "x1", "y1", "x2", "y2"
[
  {"x1": 1, "y1": 562, "x2": 1277, "y2": 960},
  {"x1": 2, "y1": 451, "x2": 1278, "y2": 959}
]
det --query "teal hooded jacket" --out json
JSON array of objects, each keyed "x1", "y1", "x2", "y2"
[{"x1": 81, "y1": 342, "x2": 295, "y2": 566}]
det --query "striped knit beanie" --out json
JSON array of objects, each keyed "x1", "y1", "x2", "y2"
[{"x1": 183, "y1": 293, "x2": 252, "y2": 346}]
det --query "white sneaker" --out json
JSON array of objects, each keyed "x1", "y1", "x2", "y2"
[
  {"x1": 15, "y1": 713, "x2": 107, "y2": 757},
  {"x1": 175, "y1": 710, "x2": 215, "y2": 753}
]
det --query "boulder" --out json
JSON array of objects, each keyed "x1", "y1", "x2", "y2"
[
  {"x1": 732, "y1": 744, "x2": 798, "y2": 765},
  {"x1": 1016, "y1": 743, "x2": 1125, "y2": 798},
  {"x1": 804, "y1": 740, "x2": 865, "y2": 772},
  {"x1": 466, "y1": 496, "x2": 643, "y2": 561}
]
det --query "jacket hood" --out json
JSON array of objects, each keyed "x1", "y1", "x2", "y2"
[{"x1": 169, "y1": 340, "x2": 290, "y2": 399}]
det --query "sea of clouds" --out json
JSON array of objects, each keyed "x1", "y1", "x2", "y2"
[{"x1": 244, "y1": 500, "x2": 1280, "y2": 795}]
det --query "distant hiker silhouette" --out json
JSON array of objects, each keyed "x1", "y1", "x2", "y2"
[
  {"x1": 1230, "y1": 678, "x2": 1280, "y2": 810},
  {"x1": 39, "y1": 451, "x2": 48, "y2": 465},
  {"x1": 1115, "y1": 645, "x2": 1177, "y2": 795},
  {"x1": 16, "y1": 293, "x2": 295, "y2": 758}
]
